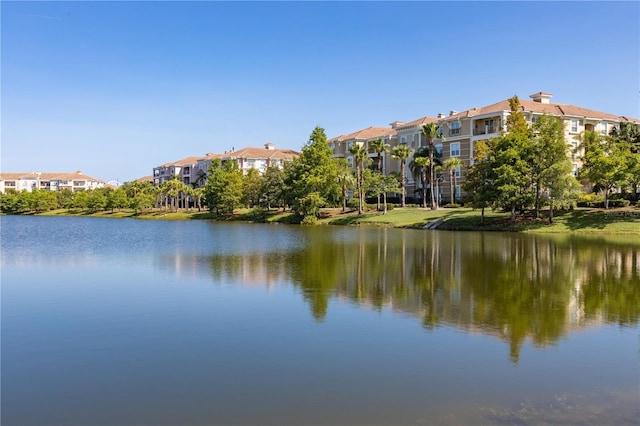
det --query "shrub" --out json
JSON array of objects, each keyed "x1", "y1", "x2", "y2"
[
  {"x1": 609, "y1": 199, "x2": 630, "y2": 208},
  {"x1": 443, "y1": 203, "x2": 461, "y2": 209},
  {"x1": 577, "y1": 193, "x2": 605, "y2": 208},
  {"x1": 301, "y1": 215, "x2": 318, "y2": 225}
]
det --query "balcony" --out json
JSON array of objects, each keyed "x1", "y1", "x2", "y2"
[{"x1": 473, "y1": 125, "x2": 499, "y2": 136}]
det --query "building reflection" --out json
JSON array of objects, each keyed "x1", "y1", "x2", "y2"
[{"x1": 157, "y1": 229, "x2": 640, "y2": 363}]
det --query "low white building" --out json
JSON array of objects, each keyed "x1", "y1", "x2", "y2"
[{"x1": 0, "y1": 171, "x2": 106, "y2": 193}]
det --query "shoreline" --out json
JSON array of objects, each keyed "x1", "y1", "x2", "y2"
[{"x1": 11, "y1": 206, "x2": 640, "y2": 236}]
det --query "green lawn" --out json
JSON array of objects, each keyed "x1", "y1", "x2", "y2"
[{"x1": 29, "y1": 206, "x2": 640, "y2": 235}]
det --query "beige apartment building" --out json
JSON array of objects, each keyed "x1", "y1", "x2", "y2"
[
  {"x1": 329, "y1": 92, "x2": 640, "y2": 204},
  {"x1": 153, "y1": 143, "x2": 300, "y2": 188},
  {"x1": 0, "y1": 171, "x2": 105, "y2": 194}
]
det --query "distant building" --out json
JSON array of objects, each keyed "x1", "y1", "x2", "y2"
[
  {"x1": 0, "y1": 171, "x2": 105, "y2": 194},
  {"x1": 153, "y1": 144, "x2": 300, "y2": 188}
]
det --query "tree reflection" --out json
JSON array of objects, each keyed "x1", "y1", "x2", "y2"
[{"x1": 202, "y1": 227, "x2": 640, "y2": 362}]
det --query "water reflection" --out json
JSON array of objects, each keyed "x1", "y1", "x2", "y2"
[{"x1": 185, "y1": 229, "x2": 640, "y2": 363}]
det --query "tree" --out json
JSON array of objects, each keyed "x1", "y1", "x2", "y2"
[
  {"x1": 443, "y1": 157, "x2": 464, "y2": 205},
  {"x1": 492, "y1": 96, "x2": 533, "y2": 224},
  {"x1": 391, "y1": 145, "x2": 412, "y2": 207},
  {"x1": 203, "y1": 159, "x2": 244, "y2": 216},
  {"x1": 369, "y1": 138, "x2": 390, "y2": 210},
  {"x1": 541, "y1": 161, "x2": 581, "y2": 223},
  {"x1": 106, "y1": 188, "x2": 129, "y2": 212},
  {"x1": 580, "y1": 131, "x2": 627, "y2": 209},
  {"x1": 335, "y1": 158, "x2": 355, "y2": 212},
  {"x1": 87, "y1": 189, "x2": 107, "y2": 212},
  {"x1": 529, "y1": 114, "x2": 570, "y2": 218},
  {"x1": 242, "y1": 168, "x2": 262, "y2": 208},
  {"x1": 349, "y1": 143, "x2": 368, "y2": 214},
  {"x1": 288, "y1": 126, "x2": 339, "y2": 219},
  {"x1": 368, "y1": 173, "x2": 401, "y2": 214},
  {"x1": 421, "y1": 123, "x2": 444, "y2": 210},
  {"x1": 462, "y1": 139, "x2": 497, "y2": 224},
  {"x1": 260, "y1": 166, "x2": 286, "y2": 210},
  {"x1": 413, "y1": 156, "x2": 431, "y2": 208}
]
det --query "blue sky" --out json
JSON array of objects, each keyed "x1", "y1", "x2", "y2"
[{"x1": 2, "y1": 1, "x2": 639, "y2": 183}]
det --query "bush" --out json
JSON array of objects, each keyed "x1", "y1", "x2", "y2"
[
  {"x1": 443, "y1": 203, "x2": 461, "y2": 209},
  {"x1": 609, "y1": 199, "x2": 630, "y2": 208},
  {"x1": 301, "y1": 215, "x2": 318, "y2": 225},
  {"x1": 577, "y1": 192, "x2": 605, "y2": 208}
]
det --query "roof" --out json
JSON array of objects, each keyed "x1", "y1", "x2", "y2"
[
  {"x1": 445, "y1": 97, "x2": 640, "y2": 123},
  {"x1": 0, "y1": 171, "x2": 105, "y2": 183},
  {"x1": 157, "y1": 156, "x2": 204, "y2": 168},
  {"x1": 330, "y1": 126, "x2": 397, "y2": 142},
  {"x1": 136, "y1": 175, "x2": 154, "y2": 183},
  {"x1": 396, "y1": 116, "x2": 440, "y2": 131},
  {"x1": 222, "y1": 147, "x2": 300, "y2": 160}
]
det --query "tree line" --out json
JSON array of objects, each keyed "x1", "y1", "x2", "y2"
[{"x1": 2, "y1": 103, "x2": 639, "y2": 222}]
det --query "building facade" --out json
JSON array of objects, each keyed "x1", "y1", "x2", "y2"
[
  {"x1": 0, "y1": 172, "x2": 105, "y2": 194},
  {"x1": 153, "y1": 144, "x2": 300, "y2": 188},
  {"x1": 329, "y1": 92, "x2": 640, "y2": 204}
]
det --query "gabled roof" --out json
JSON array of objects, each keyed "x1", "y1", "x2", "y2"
[
  {"x1": 157, "y1": 156, "x2": 204, "y2": 168},
  {"x1": 396, "y1": 116, "x2": 440, "y2": 131},
  {"x1": 446, "y1": 97, "x2": 640, "y2": 123},
  {"x1": 0, "y1": 171, "x2": 105, "y2": 183},
  {"x1": 330, "y1": 126, "x2": 396, "y2": 142},
  {"x1": 222, "y1": 146, "x2": 300, "y2": 161}
]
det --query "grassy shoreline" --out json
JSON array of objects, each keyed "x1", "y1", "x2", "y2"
[{"x1": 25, "y1": 206, "x2": 640, "y2": 235}]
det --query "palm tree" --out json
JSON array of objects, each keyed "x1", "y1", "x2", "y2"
[
  {"x1": 421, "y1": 123, "x2": 444, "y2": 210},
  {"x1": 369, "y1": 138, "x2": 390, "y2": 210},
  {"x1": 414, "y1": 157, "x2": 431, "y2": 208},
  {"x1": 336, "y1": 158, "x2": 355, "y2": 212},
  {"x1": 443, "y1": 157, "x2": 464, "y2": 204},
  {"x1": 391, "y1": 145, "x2": 413, "y2": 207},
  {"x1": 349, "y1": 143, "x2": 368, "y2": 214}
]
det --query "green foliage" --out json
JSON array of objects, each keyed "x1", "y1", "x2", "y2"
[
  {"x1": 391, "y1": 144, "x2": 413, "y2": 207},
  {"x1": 204, "y1": 159, "x2": 244, "y2": 216},
  {"x1": 288, "y1": 126, "x2": 340, "y2": 217},
  {"x1": 260, "y1": 166, "x2": 286, "y2": 210},
  {"x1": 242, "y1": 168, "x2": 262, "y2": 208},
  {"x1": 580, "y1": 131, "x2": 628, "y2": 208},
  {"x1": 300, "y1": 215, "x2": 319, "y2": 225}
]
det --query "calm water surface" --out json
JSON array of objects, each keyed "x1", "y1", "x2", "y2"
[{"x1": 1, "y1": 215, "x2": 639, "y2": 425}]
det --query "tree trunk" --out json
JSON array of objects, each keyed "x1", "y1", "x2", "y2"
[
  {"x1": 429, "y1": 143, "x2": 436, "y2": 210},
  {"x1": 383, "y1": 192, "x2": 388, "y2": 214},
  {"x1": 510, "y1": 203, "x2": 516, "y2": 225}
]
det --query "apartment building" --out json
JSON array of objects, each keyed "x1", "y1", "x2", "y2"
[
  {"x1": 154, "y1": 144, "x2": 300, "y2": 188},
  {"x1": 329, "y1": 91, "x2": 640, "y2": 204},
  {"x1": 328, "y1": 126, "x2": 398, "y2": 173},
  {"x1": 152, "y1": 156, "x2": 203, "y2": 187},
  {"x1": 0, "y1": 171, "x2": 105, "y2": 194}
]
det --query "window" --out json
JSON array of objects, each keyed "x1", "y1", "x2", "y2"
[
  {"x1": 400, "y1": 136, "x2": 407, "y2": 145},
  {"x1": 450, "y1": 142, "x2": 460, "y2": 157},
  {"x1": 435, "y1": 144, "x2": 443, "y2": 156},
  {"x1": 601, "y1": 122, "x2": 608, "y2": 135},
  {"x1": 531, "y1": 115, "x2": 538, "y2": 123},
  {"x1": 73, "y1": 181, "x2": 85, "y2": 186},
  {"x1": 455, "y1": 167, "x2": 461, "y2": 178},
  {"x1": 5, "y1": 181, "x2": 15, "y2": 187},
  {"x1": 570, "y1": 119, "x2": 579, "y2": 133},
  {"x1": 450, "y1": 122, "x2": 461, "y2": 136}
]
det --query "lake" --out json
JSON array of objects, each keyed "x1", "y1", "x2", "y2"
[{"x1": 1, "y1": 215, "x2": 638, "y2": 425}]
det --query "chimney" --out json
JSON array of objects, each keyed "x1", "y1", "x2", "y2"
[
  {"x1": 437, "y1": 113, "x2": 446, "y2": 119},
  {"x1": 389, "y1": 121, "x2": 405, "y2": 130},
  {"x1": 449, "y1": 110, "x2": 458, "y2": 117},
  {"x1": 530, "y1": 92, "x2": 553, "y2": 104},
  {"x1": 265, "y1": 143, "x2": 275, "y2": 150}
]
